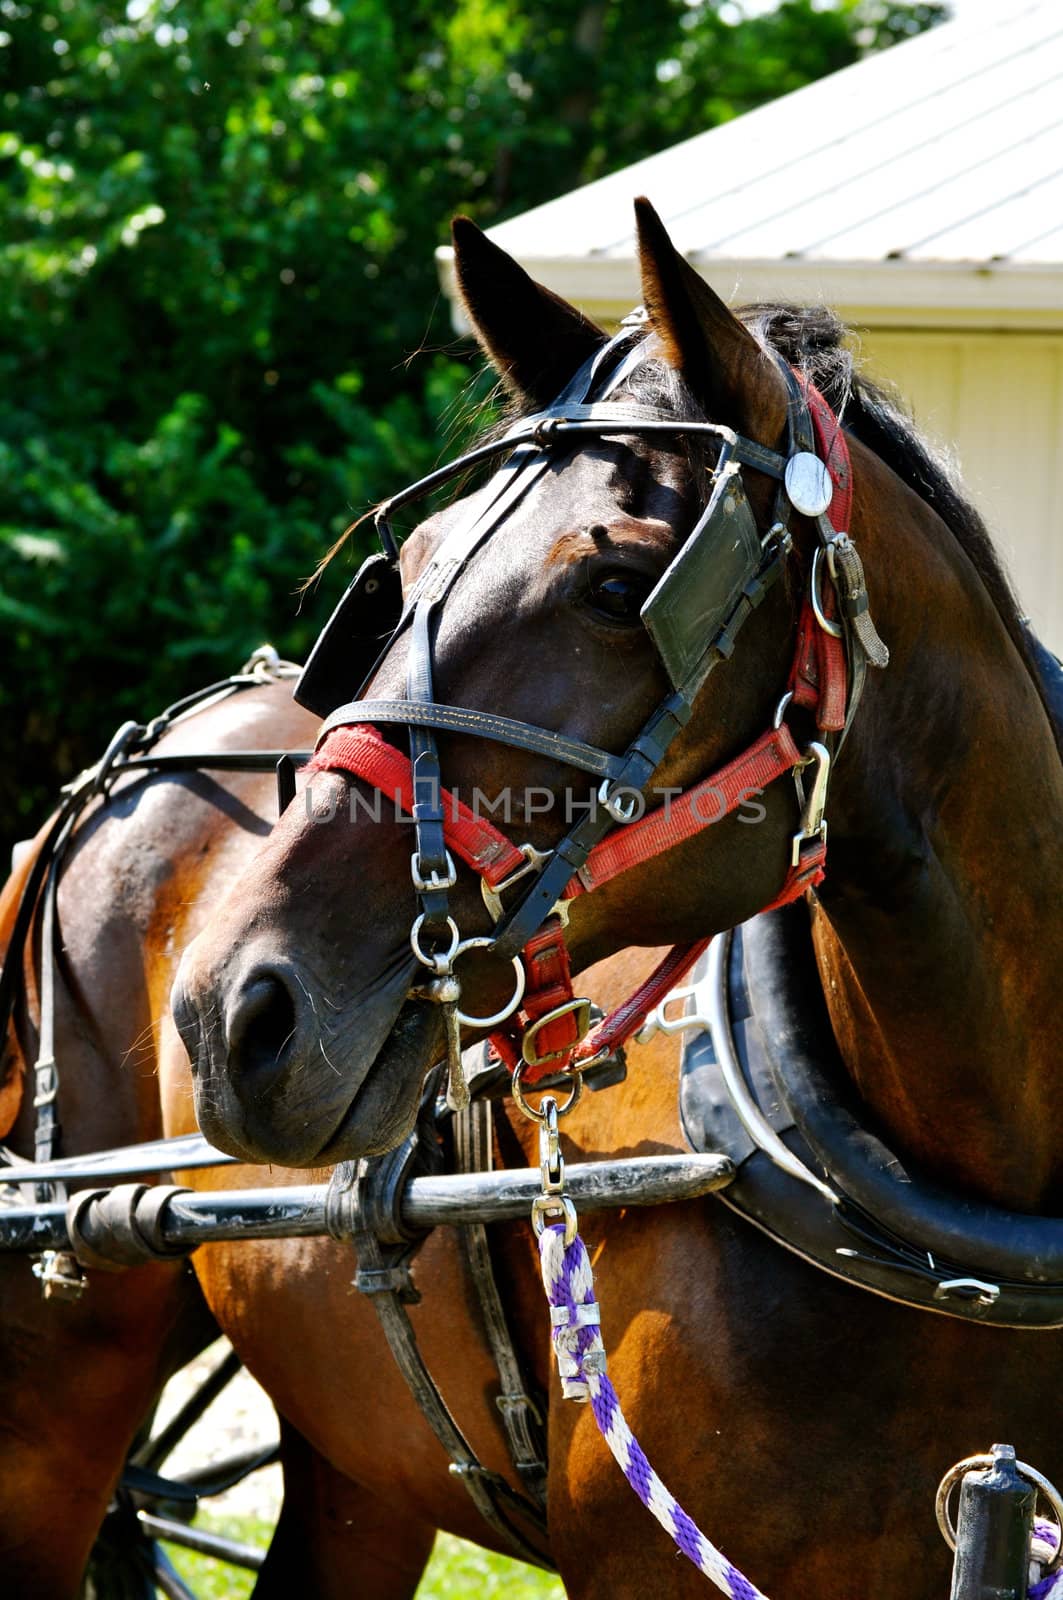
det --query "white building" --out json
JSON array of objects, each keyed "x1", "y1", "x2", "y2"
[{"x1": 438, "y1": 0, "x2": 1063, "y2": 648}]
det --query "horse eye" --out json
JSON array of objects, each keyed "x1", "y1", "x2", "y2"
[{"x1": 586, "y1": 570, "x2": 651, "y2": 623}]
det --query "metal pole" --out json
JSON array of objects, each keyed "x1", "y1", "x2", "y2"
[
  {"x1": 949, "y1": 1444, "x2": 1035, "y2": 1600},
  {"x1": 0, "y1": 1151, "x2": 735, "y2": 1256}
]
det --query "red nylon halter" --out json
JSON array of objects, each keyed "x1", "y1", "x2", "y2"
[{"x1": 307, "y1": 380, "x2": 850, "y2": 1087}]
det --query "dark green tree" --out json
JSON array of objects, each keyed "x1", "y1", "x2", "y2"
[{"x1": 0, "y1": 0, "x2": 944, "y2": 843}]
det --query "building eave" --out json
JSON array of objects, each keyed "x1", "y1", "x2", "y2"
[{"x1": 437, "y1": 247, "x2": 1063, "y2": 334}]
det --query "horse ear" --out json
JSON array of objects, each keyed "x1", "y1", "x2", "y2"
[
  {"x1": 634, "y1": 197, "x2": 789, "y2": 445},
  {"x1": 452, "y1": 215, "x2": 606, "y2": 407}
]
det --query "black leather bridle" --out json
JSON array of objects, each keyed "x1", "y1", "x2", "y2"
[{"x1": 301, "y1": 327, "x2": 834, "y2": 933}]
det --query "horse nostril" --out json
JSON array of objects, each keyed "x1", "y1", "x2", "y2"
[{"x1": 226, "y1": 973, "x2": 299, "y2": 1081}]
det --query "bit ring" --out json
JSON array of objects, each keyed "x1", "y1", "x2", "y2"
[
  {"x1": 410, "y1": 913, "x2": 460, "y2": 973},
  {"x1": 450, "y1": 936, "x2": 527, "y2": 1028}
]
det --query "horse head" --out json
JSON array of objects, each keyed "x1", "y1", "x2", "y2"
[{"x1": 172, "y1": 200, "x2": 881, "y2": 1167}]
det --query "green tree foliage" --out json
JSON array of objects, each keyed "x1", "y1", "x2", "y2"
[{"x1": 0, "y1": 0, "x2": 944, "y2": 841}]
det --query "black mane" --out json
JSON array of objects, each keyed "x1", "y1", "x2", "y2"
[{"x1": 740, "y1": 301, "x2": 1033, "y2": 665}]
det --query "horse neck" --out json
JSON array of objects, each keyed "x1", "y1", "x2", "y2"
[{"x1": 813, "y1": 448, "x2": 1063, "y2": 1213}]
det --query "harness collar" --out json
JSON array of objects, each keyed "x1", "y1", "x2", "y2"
[{"x1": 676, "y1": 909, "x2": 1063, "y2": 1328}]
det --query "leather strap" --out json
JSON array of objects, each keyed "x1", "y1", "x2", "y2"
[
  {"x1": 318, "y1": 699, "x2": 627, "y2": 781},
  {"x1": 453, "y1": 1100, "x2": 548, "y2": 1507},
  {"x1": 342, "y1": 1157, "x2": 552, "y2": 1566},
  {"x1": 306, "y1": 726, "x2": 525, "y2": 886}
]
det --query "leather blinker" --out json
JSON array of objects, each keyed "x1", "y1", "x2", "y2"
[
  {"x1": 641, "y1": 462, "x2": 765, "y2": 692},
  {"x1": 296, "y1": 552, "x2": 404, "y2": 719}
]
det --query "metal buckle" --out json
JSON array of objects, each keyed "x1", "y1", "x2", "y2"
[
  {"x1": 480, "y1": 843, "x2": 551, "y2": 923},
  {"x1": 791, "y1": 741, "x2": 831, "y2": 866},
  {"x1": 410, "y1": 849, "x2": 457, "y2": 894},
  {"x1": 520, "y1": 998, "x2": 592, "y2": 1069},
  {"x1": 495, "y1": 1391, "x2": 544, "y2": 1428}
]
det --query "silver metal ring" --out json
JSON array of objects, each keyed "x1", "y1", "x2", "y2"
[
  {"x1": 935, "y1": 1454, "x2": 1063, "y2": 1569},
  {"x1": 450, "y1": 936, "x2": 527, "y2": 1028},
  {"x1": 810, "y1": 546, "x2": 843, "y2": 639},
  {"x1": 511, "y1": 1064, "x2": 583, "y2": 1122},
  {"x1": 409, "y1": 913, "x2": 460, "y2": 973}
]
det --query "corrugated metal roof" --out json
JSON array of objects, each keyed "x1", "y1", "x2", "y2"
[{"x1": 477, "y1": 1, "x2": 1063, "y2": 276}]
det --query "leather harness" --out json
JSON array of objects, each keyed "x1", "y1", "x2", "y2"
[{"x1": 300, "y1": 320, "x2": 888, "y2": 1110}]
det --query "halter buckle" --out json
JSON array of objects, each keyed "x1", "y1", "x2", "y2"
[
  {"x1": 520, "y1": 998, "x2": 592, "y2": 1069},
  {"x1": 411, "y1": 849, "x2": 457, "y2": 894}
]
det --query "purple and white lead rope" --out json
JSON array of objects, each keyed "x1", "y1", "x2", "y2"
[
  {"x1": 1032, "y1": 1519, "x2": 1063, "y2": 1597},
  {"x1": 540, "y1": 1223, "x2": 1063, "y2": 1597},
  {"x1": 537, "y1": 1221, "x2": 768, "y2": 1599}
]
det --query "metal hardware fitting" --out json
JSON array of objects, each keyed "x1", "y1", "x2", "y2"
[
  {"x1": 480, "y1": 843, "x2": 552, "y2": 924},
  {"x1": 936, "y1": 1447, "x2": 1063, "y2": 1568},
  {"x1": 810, "y1": 545, "x2": 843, "y2": 638},
  {"x1": 529, "y1": 1097, "x2": 579, "y2": 1244},
  {"x1": 932, "y1": 1277, "x2": 1001, "y2": 1308},
  {"x1": 409, "y1": 913, "x2": 461, "y2": 973},
  {"x1": 644, "y1": 937, "x2": 840, "y2": 1204},
  {"x1": 597, "y1": 779, "x2": 641, "y2": 824},
  {"x1": 785, "y1": 451, "x2": 834, "y2": 518},
  {"x1": 511, "y1": 1063, "x2": 583, "y2": 1123},
  {"x1": 539, "y1": 1098, "x2": 563, "y2": 1195},
  {"x1": 411, "y1": 850, "x2": 457, "y2": 894},
  {"x1": 772, "y1": 690, "x2": 794, "y2": 729},
  {"x1": 635, "y1": 986, "x2": 697, "y2": 1043},
  {"x1": 445, "y1": 936, "x2": 527, "y2": 1030},
  {"x1": 791, "y1": 741, "x2": 830, "y2": 866},
  {"x1": 521, "y1": 998, "x2": 592, "y2": 1069}
]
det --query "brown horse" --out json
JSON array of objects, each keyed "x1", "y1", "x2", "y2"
[
  {"x1": 0, "y1": 667, "x2": 675, "y2": 1596},
  {"x1": 171, "y1": 201, "x2": 1063, "y2": 1598}
]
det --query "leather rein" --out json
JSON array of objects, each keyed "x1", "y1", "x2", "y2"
[{"x1": 304, "y1": 323, "x2": 889, "y2": 1110}]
